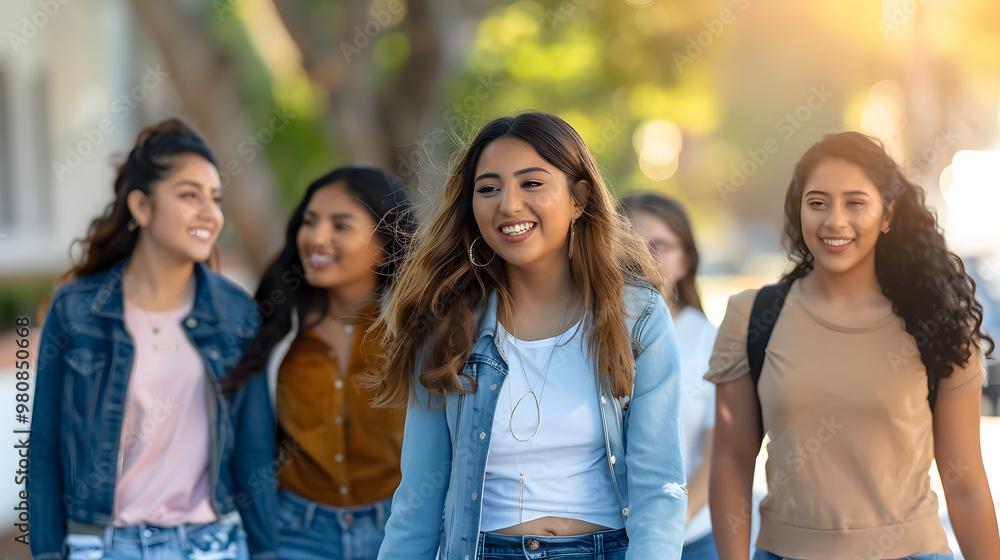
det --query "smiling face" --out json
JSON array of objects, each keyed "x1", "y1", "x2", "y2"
[
  {"x1": 128, "y1": 153, "x2": 223, "y2": 264},
  {"x1": 800, "y1": 157, "x2": 893, "y2": 276},
  {"x1": 296, "y1": 181, "x2": 385, "y2": 292},
  {"x1": 471, "y1": 137, "x2": 585, "y2": 272}
]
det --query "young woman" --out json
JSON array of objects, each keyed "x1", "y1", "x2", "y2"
[
  {"x1": 28, "y1": 119, "x2": 277, "y2": 560},
  {"x1": 621, "y1": 193, "x2": 719, "y2": 560},
  {"x1": 223, "y1": 166, "x2": 416, "y2": 560},
  {"x1": 373, "y1": 112, "x2": 688, "y2": 560},
  {"x1": 707, "y1": 131, "x2": 1000, "y2": 560}
]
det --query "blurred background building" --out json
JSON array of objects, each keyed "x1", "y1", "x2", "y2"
[{"x1": 1, "y1": 0, "x2": 998, "y2": 557}]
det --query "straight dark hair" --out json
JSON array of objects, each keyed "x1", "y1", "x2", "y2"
[
  {"x1": 222, "y1": 166, "x2": 416, "y2": 393},
  {"x1": 784, "y1": 131, "x2": 994, "y2": 405},
  {"x1": 620, "y1": 192, "x2": 704, "y2": 313}
]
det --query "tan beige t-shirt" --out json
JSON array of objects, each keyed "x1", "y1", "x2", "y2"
[{"x1": 705, "y1": 281, "x2": 985, "y2": 559}]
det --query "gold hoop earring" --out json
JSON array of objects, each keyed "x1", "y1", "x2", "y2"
[
  {"x1": 567, "y1": 219, "x2": 576, "y2": 260},
  {"x1": 469, "y1": 237, "x2": 495, "y2": 267},
  {"x1": 127, "y1": 218, "x2": 139, "y2": 232}
]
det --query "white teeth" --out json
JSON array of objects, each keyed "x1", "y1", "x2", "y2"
[
  {"x1": 189, "y1": 229, "x2": 211, "y2": 240},
  {"x1": 501, "y1": 223, "x2": 535, "y2": 235},
  {"x1": 309, "y1": 254, "x2": 335, "y2": 264},
  {"x1": 823, "y1": 239, "x2": 851, "y2": 247}
]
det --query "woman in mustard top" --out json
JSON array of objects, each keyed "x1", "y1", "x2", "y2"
[{"x1": 225, "y1": 166, "x2": 417, "y2": 560}]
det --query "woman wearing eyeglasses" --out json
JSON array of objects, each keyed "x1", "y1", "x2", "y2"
[{"x1": 622, "y1": 193, "x2": 719, "y2": 560}]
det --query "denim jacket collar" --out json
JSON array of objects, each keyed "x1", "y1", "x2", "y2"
[{"x1": 90, "y1": 258, "x2": 223, "y2": 324}]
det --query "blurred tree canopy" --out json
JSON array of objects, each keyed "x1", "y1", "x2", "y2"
[{"x1": 128, "y1": 0, "x2": 1000, "y2": 272}]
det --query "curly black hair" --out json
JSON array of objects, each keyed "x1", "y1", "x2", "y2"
[{"x1": 783, "y1": 131, "x2": 994, "y2": 408}]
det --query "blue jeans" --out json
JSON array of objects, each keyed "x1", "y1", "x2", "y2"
[
  {"x1": 475, "y1": 528, "x2": 628, "y2": 559},
  {"x1": 682, "y1": 532, "x2": 720, "y2": 560},
  {"x1": 277, "y1": 489, "x2": 390, "y2": 560},
  {"x1": 64, "y1": 520, "x2": 248, "y2": 560},
  {"x1": 753, "y1": 550, "x2": 953, "y2": 560}
]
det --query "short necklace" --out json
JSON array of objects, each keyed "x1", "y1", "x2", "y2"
[{"x1": 503, "y1": 297, "x2": 574, "y2": 523}]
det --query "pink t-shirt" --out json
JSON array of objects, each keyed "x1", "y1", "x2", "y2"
[{"x1": 114, "y1": 297, "x2": 216, "y2": 527}]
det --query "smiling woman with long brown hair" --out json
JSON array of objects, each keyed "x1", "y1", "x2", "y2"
[
  {"x1": 707, "y1": 132, "x2": 999, "y2": 560},
  {"x1": 373, "y1": 112, "x2": 688, "y2": 560}
]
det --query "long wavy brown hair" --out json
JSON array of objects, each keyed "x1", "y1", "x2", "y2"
[{"x1": 372, "y1": 112, "x2": 663, "y2": 408}]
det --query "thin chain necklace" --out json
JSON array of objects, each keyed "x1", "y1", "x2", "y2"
[{"x1": 502, "y1": 296, "x2": 574, "y2": 523}]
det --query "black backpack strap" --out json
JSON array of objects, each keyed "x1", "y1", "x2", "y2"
[{"x1": 746, "y1": 280, "x2": 793, "y2": 440}]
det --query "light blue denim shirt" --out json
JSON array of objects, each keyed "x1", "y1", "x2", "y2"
[{"x1": 378, "y1": 283, "x2": 687, "y2": 560}]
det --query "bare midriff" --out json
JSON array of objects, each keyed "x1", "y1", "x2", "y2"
[{"x1": 489, "y1": 517, "x2": 612, "y2": 537}]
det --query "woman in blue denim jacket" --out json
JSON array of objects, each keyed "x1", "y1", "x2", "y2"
[
  {"x1": 372, "y1": 112, "x2": 688, "y2": 560},
  {"x1": 27, "y1": 120, "x2": 278, "y2": 560}
]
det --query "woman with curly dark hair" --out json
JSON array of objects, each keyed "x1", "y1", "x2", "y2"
[{"x1": 706, "y1": 132, "x2": 999, "y2": 560}]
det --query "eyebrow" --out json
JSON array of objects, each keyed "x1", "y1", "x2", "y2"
[
  {"x1": 174, "y1": 180, "x2": 222, "y2": 194},
  {"x1": 474, "y1": 167, "x2": 552, "y2": 182},
  {"x1": 804, "y1": 189, "x2": 872, "y2": 198},
  {"x1": 303, "y1": 210, "x2": 357, "y2": 220}
]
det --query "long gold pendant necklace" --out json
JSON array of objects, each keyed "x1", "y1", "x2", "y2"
[{"x1": 505, "y1": 298, "x2": 572, "y2": 523}]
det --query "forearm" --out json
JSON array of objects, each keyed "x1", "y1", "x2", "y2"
[
  {"x1": 709, "y1": 454, "x2": 754, "y2": 560},
  {"x1": 945, "y1": 485, "x2": 1000, "y2": 559}
]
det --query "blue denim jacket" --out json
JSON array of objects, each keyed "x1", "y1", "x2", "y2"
[
  {"x1": 27, "y1": 259, "x2": 278, "y2": 560},
  {"x1": 377, "y1": 284, "x2": 687, "y2": 560}
]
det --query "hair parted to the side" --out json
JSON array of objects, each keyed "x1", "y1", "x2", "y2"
[
  {"x1": 620, "y1": 192, "x2": 704, "y2": 313},
  {"x1": 222, "y1": 166, "x2": 416, "y2": 394},
  {"x1": 61, "y1": 118, "x2": 218, "y2": 283},
  {"x1": 784, "y1": 131, "x2": 994, "y2": 405},
  {"x1": 372, "y1": 111, "x2": 664, "y2": 409}
]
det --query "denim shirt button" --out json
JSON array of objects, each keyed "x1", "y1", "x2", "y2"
[
  {"x1": 490, "y1": 383, "x2": 497, "y2": 390},
  {"x1": 479, "y1": 432, "x2": 486, "y2": 440},
  {"x1": 208, "y1": 350, "x2": 219, "y2": 360},
  {"x1": 610, "y1": 455, "x2": 616, "y2": 465},
  {"x1": 471, "y1": 492, "x2": 477, "y2": 501},
  {"x1": 622, "y1": 507, "x2": 629, "y2": 516},
  {"x1": 185, "y1": 318, "x2": 198, "y2": 328}
]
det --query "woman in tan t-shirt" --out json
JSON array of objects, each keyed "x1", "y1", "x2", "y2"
[{"x1": 707, "y1": 132, "x2": 999, "y2": 560}]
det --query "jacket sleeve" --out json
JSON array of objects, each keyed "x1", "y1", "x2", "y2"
[
  {"x1": 27, "y1": 291, "x2": 68, "y2": 560},
  {"x1": 624, "y1": 295, "x2": 688, "y2": 559},
  {"x1": 377, "y1": 374, "x2": 451, "y2": 560},
  {"x1": 229, "y1": 306, "x2": 279, "y2": 560}
]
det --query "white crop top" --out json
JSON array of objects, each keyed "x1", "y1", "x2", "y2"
[{"x1": 480, "y1": 317, "x2": 624, "y2": 532}]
